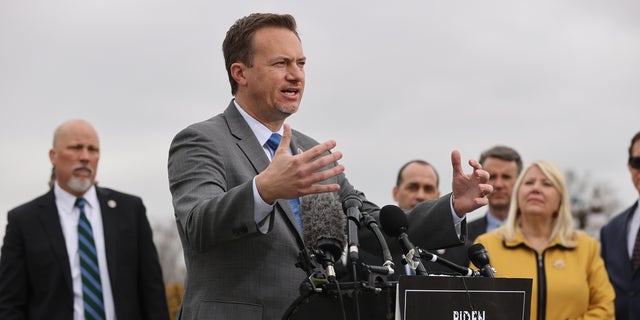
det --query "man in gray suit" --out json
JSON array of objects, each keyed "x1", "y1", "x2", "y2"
[{"x1": 167, "y1": 13, "x2": 493, "y2": 320}]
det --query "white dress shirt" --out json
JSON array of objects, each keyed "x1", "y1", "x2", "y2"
[{"x1": 54, "y1": 183, "x2": 116, "y2": 320}]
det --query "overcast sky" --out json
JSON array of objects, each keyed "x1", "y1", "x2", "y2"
[{"x1": 1, "y1": 0, "x2": 639, "y2": 245}]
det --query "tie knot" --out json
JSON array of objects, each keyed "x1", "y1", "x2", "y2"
[
  {"x1": 75, "y1": 197, "x2": 87, "y2": 210},
  {"x1": 266, "y1": 133, "x2": 282, "y2": 152}
]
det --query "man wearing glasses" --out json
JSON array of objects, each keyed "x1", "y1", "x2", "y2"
[{"x1": 600, "y1": 130, "x2": 640, "y2": 320}]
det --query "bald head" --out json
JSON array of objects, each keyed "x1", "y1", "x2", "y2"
[
  {"x1": 52, "y1": 120, "x2": 98, "y2": 147},
  {"x1": 49, "y1": 120, "x2": 100, "y2": 196}
]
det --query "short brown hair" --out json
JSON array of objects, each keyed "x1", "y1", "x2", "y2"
[
  {"x1": 222, "y1": 13, "x2": 299, "y2": 95},
  {"x1": 479, "y1": 145, "x2": 523, "y2": 174}
]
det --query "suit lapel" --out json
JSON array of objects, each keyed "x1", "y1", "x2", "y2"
[
  {"x1": 622, "y1": 203, "x2": 640, "y2": 276},
  {"x1": 224, "y1": 102, "x2": 270, "y2": 174},
  {"x1": 289, "y1": 133, "x2": 304, "y2": 156},
  {"x1": 37, "y1": 190, "x2": 73, "y2": 292},
  {"x1": 97, "y1": 187, "x2": 120, "y2": 283},
  {"x1": 468, "y1": 215, "x2": 488, "y2": 242},
  {"x1": 224, "y1": 102, "x2": 305, "y2": 240}
]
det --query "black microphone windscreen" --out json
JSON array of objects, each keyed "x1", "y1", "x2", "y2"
[
  {"x1": 299, "y1": 192, "x2": 347, "y2": 252},
  {"x1": 379, "y1": 205, "x2": 409, "y2": 238},
  {"x1": 468, "y1": 243, "x2": 491, "y2": 268}
]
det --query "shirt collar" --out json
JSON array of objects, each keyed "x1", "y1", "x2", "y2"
[
  {"x1": 486, "y1": 211, "x2": 504, "y2": 230},
  {"x1": 233, "y1": 99, "x2": 284, "y2": 147},
  {"x1": 503, "y1": 228, "x2": 574, "y2": 250},
  {"x1": 53, "y1": 182, "x2": 99, "y2": 211}
]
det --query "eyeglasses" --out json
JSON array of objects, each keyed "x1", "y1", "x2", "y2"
[{"x1": 630, "y1": 157, "x2": 640, "y2": 169}]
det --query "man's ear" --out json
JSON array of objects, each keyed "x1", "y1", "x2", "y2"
[
  {"x1": 49, "y1": 148, "x2": 56, "y2": 165},
  {"x1": 230, "y1": 62, "x2": 248, "y2": 87}
]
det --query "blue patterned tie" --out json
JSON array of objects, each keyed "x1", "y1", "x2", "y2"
[
  {"x1": 266, "y1": 133, "x2": 303, "y2": 232},
  {"x1": 76, "y1": 198, "x2": 105, "y2": 320}
]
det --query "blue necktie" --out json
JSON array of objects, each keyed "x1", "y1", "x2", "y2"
[
  {"x1": 265, "y1": 133, "x2": 303, "y2": 232},
  {"x1": 76, "y1": 198, "x2": 106, "y2": 320}
]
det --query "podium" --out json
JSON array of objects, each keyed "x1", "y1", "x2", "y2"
[
  {"x1": 398, "y1": 276, "x2": 532, "y2": 320},
  {"x1": 284, "y1": 276, "x2": 531, "y2": 320},
  {"x1": 283, "y1": 280, "x2": 396, "y2": 320}
]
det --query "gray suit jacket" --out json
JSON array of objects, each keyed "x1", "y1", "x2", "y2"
[{"x1": 167, "y1": 101, "x2": 464, "y2": 319}]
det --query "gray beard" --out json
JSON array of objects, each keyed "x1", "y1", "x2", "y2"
[{"x1": 67, "y1": 176, "x2": 93, "y2": 194}]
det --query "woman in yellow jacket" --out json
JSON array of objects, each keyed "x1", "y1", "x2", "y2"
[{"x1": 474, "y1": 160, "x2": 615, "y2": 320}]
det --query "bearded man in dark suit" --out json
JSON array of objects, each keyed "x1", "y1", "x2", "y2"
[{"x1": 0, "y1": 119, "x2": 169, "y2": 320}]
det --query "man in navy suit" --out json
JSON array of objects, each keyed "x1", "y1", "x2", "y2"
[
  {"x1": 0, "y1": 119, "x2": 169, "y2": 320},
  {"x1": 600, "y1": 130, "x2": 640, "y2": 320}
]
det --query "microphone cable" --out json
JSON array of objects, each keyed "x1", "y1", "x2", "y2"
[{"x1": 330, "y1": 277, "x2": 347, "y2": 320}]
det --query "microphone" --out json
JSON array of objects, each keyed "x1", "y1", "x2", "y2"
[
  {"x1": 300, "y1": 192, "x2": 347, "y2": 279},
  {"x1": 468, "y1": 243, "x2": 495, "y2": 278},
  {"x1": 342, "y1": 194, "x2": 362, "y2": 265},
  {"x1": 379, "y1": 205, "x2": 428, "y2": 276},
  {"x1": 416, "y1": 248, "x2": 478, "y2": 277},
  {"x1": 343, "y1": 193, "x2": 395, "y2": 276}
]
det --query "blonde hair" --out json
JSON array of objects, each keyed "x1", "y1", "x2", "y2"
[{"x1": 501, "y1": 160, "x2": 577, "y2": 247}]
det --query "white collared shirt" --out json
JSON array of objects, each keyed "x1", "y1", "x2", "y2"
[{"x1": 54, "y1": 183, "x2": 116, "y2": 320}]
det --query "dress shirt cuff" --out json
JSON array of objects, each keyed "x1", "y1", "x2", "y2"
[
  {"x1": 253, "y1": 177, "x2": 274, "y2": 234},
  {"x1": 450, "y1": 195, "x2": 465, "y2": 238}
]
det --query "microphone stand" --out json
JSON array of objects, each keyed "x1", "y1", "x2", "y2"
[
  {"x1": 360, "y1": 212, "x2": 395, "y2": 278},
  {"x1": 342, "y1": 195, "x2": 363, "y2": 320}
]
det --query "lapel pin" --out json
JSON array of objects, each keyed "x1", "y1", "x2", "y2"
[
  {"x1": 553, "y1": 259, "x2": 565, "y2": 270},
  {"x1": 107, "y1": 200, "x2": 117, "y2": 208}
]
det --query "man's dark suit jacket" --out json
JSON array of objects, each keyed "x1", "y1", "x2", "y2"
[
  {"x1": 0, "y1": 187, "x2": 169, "y2": 320},
  {"x1": 600, "y1": 201, "x2": 640, "y2": 320},
  {"x1": 466, "y1": 214, "x2": 488, "y2": 246},
  {"x1": 167, "y1": 101, "x2": 466, "y2": 320},
  {"x1": 359, "y1": 228, "x2": 469, "y2": 277}
]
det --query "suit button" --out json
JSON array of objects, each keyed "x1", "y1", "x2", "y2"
[{"x1": 232, "y1": 225, "x2": 248, "y2": 236}]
